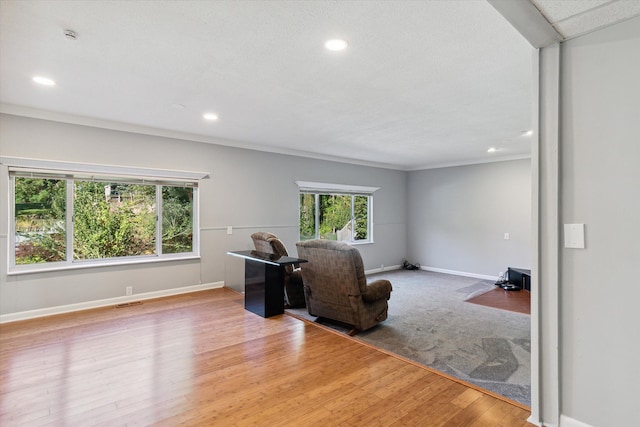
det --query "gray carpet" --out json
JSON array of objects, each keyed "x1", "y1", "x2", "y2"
[{"x1": 288, "y1": 269, "x2": 531, "y2": 406}]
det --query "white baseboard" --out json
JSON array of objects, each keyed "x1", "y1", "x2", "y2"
[
  {"x1": 526, "y1": 415, "x2": 544, "y2": 427},
  {"x1": 420, "y1": 266, "x2": 497, "y2": 281},
  {"x1": 559, "y1": 415, "x2": 594, "y2": 427},
  {"x1": 524, "y1": 413, "x2": 594, "y2": 427},
  {"x1": 0, "y1": 281, "x2": 225, "y2": 324},
  {"x1": 365, "y1": 264, "x2": 402, "y2": 275}
]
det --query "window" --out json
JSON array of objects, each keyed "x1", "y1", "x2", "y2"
[
  {"x1": 5, "y1": 157, "x2": 208, "y2": 273},
  {"x1": 296, "y1": 181, "x2": 378, "y2": 244},
  {"x1": 72, "y1": 181, "x2": 158, "y2": 260},
  {"x1": 14, "y1": 177, "x2": 67, "y2": 264},
  {"x1": 162, "y1": 186, "x2": 194, "y2": 254}
]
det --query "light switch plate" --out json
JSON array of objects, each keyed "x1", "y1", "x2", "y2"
[{"x1": 564, "y1": 223, "x2": 585, "y2": 249}]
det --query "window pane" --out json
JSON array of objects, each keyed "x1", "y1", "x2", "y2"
[
  {"x1": 73, "y1": 181, "x2": 156, "y2": 260},
  {"x1": 354, "y1": 195, "x2": 368, "y2": 241},
  {"x1": 162, "y1": 186, "x2": 193, "y2": 254},
  {"x1": 299, "y1": 193, "x2": 316, "y2": 241},
  {"x1": 14, "y1": 178, "x2": 66, "y2": 264},
  {"x1": 319, "y1": 194, "x2": 351, "y2": 241}
]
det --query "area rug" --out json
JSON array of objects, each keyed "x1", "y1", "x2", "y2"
[{"x1": 287, "y1": 269, "x2": 531, "y2": 407}]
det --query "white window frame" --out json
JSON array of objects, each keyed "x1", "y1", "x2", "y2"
[
  {"x1": 295, "y1": 181, "x2": 379, "y2": 244},
  {"x1": 2, "y1": 157, "x2": 209, "y2": 275}
]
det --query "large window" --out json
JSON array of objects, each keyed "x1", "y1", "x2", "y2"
[
  {"x1": 71, "y1": 181, "x2": 158, "y2": 260},
  {"x1": 14, "y1": 177, "x2": 67, "y2": 264},
  {"x1": 297, "y1": 181, "x2": 378, "y2": 244},
  {"x1": 6, "y1": 158, "x2": 207, "y2": 273}
]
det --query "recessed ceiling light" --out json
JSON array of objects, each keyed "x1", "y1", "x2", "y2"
[
  {"x1": 487, "y1": 147, "x2": 498, "y2": 153},
  {"x1": 325, "y1": 39, "x2": 348, "y2": 51},
  {"x1": 521, "y1": 130, "x2": 533, "y2": 137},
  {"x1": 33, "y1": 76, "x2": 55, "y2": 86},
  {"x1": 203, "y1": 112, "x2": 218, "y2": 121}
]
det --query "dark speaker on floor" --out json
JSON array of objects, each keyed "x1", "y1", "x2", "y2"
[{"x1": 506, "y1": 267, "x2": 531, "y2": 291}]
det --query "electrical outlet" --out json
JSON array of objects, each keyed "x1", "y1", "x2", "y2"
[
  {"x1": 126, "y1": 286, "x2": 133, "y2": 296},
  {"x1": 380, "y1": 264, "x2": 384, "y2": 271},
  {"x1": 227, "y1": 226, "x2": 233, "y2": 235},
  {"x1": 504, "y1": 233, "x2": 510, "y2": 240}
]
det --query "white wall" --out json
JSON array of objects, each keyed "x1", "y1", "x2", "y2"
[
  {"x1": 0, "y1": 114, "x2": 407, "y2": 316},
  {"x1": 407, "y1": 159, "x2": 531, "y2": 278},
  {"x1": 558, "y1": 17, "x2": 640, "y2": 427}
]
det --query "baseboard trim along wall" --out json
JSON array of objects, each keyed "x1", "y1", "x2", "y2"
[
  {"x1": 365, "y1": 265, "x2": 402, "y2": 275},
  {"x1": 526, "y1": 415, "x2": 544, "y2": 427},
  {"x1": 0, "y1": 281, "x2": 224, "y2": 324},
  {"x1": 559, "y1": 415, "x2": 594, "y2": 427},
  {"x1": 420, "y1": 266, "x2": 497, "y2": 281}
]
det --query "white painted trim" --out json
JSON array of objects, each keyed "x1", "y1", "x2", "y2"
[
  {"x1": 7, "y1": 255, "x2": 201, "y2": 276},
  {"x1": 487, "y1": 0, "x2": 563, "y2": 48},
  {"x1": 365, "y1": 265, "x2": 401, "y2": 275},
  {"x1": 559, "y1": 415, "x2": 594, "y2": 427},
  {"x1": 406, "y1": 154, "x2": 532, "y2": 171},
  {"x1": 419, "y1": 266, "x2": 497, "y2": 281},
  {"x1": 526, "y1": 417, "x2": 544, "y2": 427},
  {"x1": 538, "y1": 42, "x2": 561, "y2": 426},
  {"x1": 295, "y1": 181, "x2": 380, "y2": 194},
  {"x1": 200, "y1": 225, "x2": 296, "y2": 231},
  {"x1": 0, "y1": 155, "x2": 210, "y2": 181},
  {"x1": 529, "y1": 47, "x2": 542, "y2": 427},
  {"x1": 0, "y1": 281, "x2": 224, "y2": 324}
]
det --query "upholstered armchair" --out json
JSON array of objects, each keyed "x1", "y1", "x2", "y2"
[
  {"x1": 250, "y1": 232, "x2": 306, "y2": 308},
  {"x1": 295, "y1": 239, "x2": 392, "y2": 334}
]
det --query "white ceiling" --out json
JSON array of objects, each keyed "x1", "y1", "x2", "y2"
[
  {"x1": 1, "y1": 1, "x2": 637, "y2": 170},
  {"x1": 531, "y1": 0, "x2": 640, "y2": 39}
]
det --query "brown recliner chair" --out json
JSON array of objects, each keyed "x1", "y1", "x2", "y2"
[
  {"x1": 295, "y1": 239, "x2": 392, "y2": 334},
  {"x1": 250, "y1": 232, "x2": 306, "y2": 308}
]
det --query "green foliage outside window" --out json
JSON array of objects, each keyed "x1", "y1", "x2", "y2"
[
  {"x1": 14, "y1": 178, "x2": 66, "y2": 264},
  {"x1": 354, "y1": 195, "x2": 368, "y2": 240},
  {"x1": 13, "y1": 177, "x2": 195, "y2": 266},
  {"x1": 299, "y1": 192, "x2": 370, "y2": 242},
  {"x1": 73, "y1": 182, "x2": 156, "y2": 260},
  {"x1": 319, "y1": 195, "x2": 351, "y2": 240},
  {"x1": 299, "y1": 194, "x2": 316, "y2": 241},
  {"x1": 162, "y1": 186, "x2": 193, "y2": 254}
]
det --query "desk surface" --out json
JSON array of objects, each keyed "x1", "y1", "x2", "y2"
[{"x1": 227, "y1": 250, "x2": 307, "y2": 267}]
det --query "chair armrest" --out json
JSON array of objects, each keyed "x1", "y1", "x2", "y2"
[{"x1": 362, "y1": 279, "x2": 392, "y2": 302}]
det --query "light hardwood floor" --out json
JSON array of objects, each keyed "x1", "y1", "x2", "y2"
[{"x1": 0, "y1": 288, "x2": 532, "y2": 426}]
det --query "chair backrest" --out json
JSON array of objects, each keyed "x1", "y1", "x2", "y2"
[
  {"x1": 251, "y1": 232, "x2": 293, "y2": 274},
  {"x1": 251, "y1": 231, "x2": 288, "y2": 256},
  {"x1": 296, "y1": 239, "x2": 367, "y2": 306}
]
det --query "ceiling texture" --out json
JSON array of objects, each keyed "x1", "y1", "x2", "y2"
[
  {"x1": 1, "y1": 0, "x2": 638, "y2": 170},
  {"x1": 531, "y1": 0, "x2": 640, "y2": 38}
]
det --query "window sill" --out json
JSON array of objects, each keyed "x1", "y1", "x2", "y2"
[
  {"x1": 349, "y1": 240, "x2": 374, "y2": 246},
  {"x1": 298, "y1": 239, "x2": 374, "y2": 246},
  {"x1": 7, "y1": 254, "x2": 200, "y2": 276}
]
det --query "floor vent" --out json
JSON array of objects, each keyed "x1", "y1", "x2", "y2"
[{"x1": 115, "y1": 301, "x2": 143, "y2": 309}]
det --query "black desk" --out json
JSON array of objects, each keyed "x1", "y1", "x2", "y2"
[{"x1": 227, "y1": 250, "x2": 307, "y2": 318}]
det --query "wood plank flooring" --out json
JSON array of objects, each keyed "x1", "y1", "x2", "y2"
[
  {"x1": 0, "y1": 288, "x2": 532, "y2": 426},
  {"x1": 465, "y1": 288, "x2": 531, "y2": 315}
]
